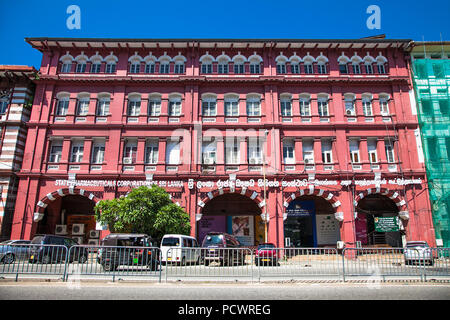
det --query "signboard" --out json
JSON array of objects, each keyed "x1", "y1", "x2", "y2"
[
  {"x1": 197, "y1": 215, "x2": 226, "y2": 244},
  {"x1": 315, "y1": 214, "x2": 340, "y2": 245},
  {"x1": 374, "y1": 217, "x2": 399, "y2": 232},
  {"x1": 285, "y1": 200, "x2": 315, "y2": 217}
]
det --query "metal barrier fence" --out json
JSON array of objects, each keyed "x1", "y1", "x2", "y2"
[{"x1": 1, "y1": 244, "x2": 449, "y2": 282}]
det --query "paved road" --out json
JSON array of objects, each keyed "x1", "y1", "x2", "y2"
[{"x1": 0, "y1": 281, "x2": 449, "y2": 300}]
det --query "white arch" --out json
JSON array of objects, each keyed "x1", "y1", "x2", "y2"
[
  {"x1": 216, "y1": 52, "x2": 232, "y2": 63},
  {"x1": 316, "y1": 52, "x2": 329, "y2": 63},
  {"x1": 143, "y1": 52, "x2": 157, "y2": 63},
  {"x1": 157, "y1": 52, "x2": 172, "y2": 62},
  {"x1": 376, "y1": 53, "x2": 388, "y2": 64},
  {"x1": 363, "y1": 53, "x2": 376, "y2": 64},
  {"x1": 351, "y1": 52, "x2": 363, "y2": 64},
  {"x1": 173, "y1": 52, "x2": 187, "y2": 63},
  {"x1": 89, "y1": 52, "x2": 103, "y2": 63},
  {"x1": 200, "y1": 51, "x2": 215, "y2": 63},
  {"x1": 275, "y1": 52, "x2": 289, "y2": 63},
  {"x1": 128, "y1": 52, "x2": 143, "y2": 62},
  {"x1": 289, "y1": 53, "x2": 302, "y2": 63},
  {"x1": 338, "y1": 53, "x2": 350, "y2": 64},
  {"x1": 232, "y1": 52, "x2": 247, "y2": 63},
  {"x1": 303, "y1": 52, "x2": 316, "y2": 63},
  {"x1": 248, "y1": 52, "x2": 263, "y2": 63},
  {"x1": 59, "y1": 51, "x2": 74, "y2": 62},
  {"x1": 104, "y1": 52, "x2": 118, "y2": 63},
  {"x1": 74, "y1": 51, "x2": 89, "y2": 63}
]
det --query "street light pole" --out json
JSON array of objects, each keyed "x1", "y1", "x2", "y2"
[{"x1": 263, "y1": 130, "x2": 269, "y2": 243}]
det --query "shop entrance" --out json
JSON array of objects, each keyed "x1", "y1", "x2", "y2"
[
  {"x1": 355, "y1": 194, "x2": 402, "y2": 247},
  {"x1": 198, "y1": 193, "x2": 263, "y2": 246},
  {"x1": 284, "y1": 195, "x2": 340, "y2": 248},
  {"x1": 36, "y1": 194, "x2": 97, "y2": 244}
]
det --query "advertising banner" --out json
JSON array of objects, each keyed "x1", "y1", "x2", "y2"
[
  {"x1": 285, "y1": 200, "x2": 315, "y2": 217},
  {"x1": 355, "y1": 213, "x2": 368, "y2": 245},
  {"x1": 315, "y1": 214, "x2": 340, "y2": 245},
  {"x1": 231, "y1": 216, "x2": 254, "y2": 246},
  {"x1": 197, "y1": 215, "x2": 226, "y2": 244}
]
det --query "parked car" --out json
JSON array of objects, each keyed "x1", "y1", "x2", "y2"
[
  {"x1": 404, "y1": 241, "x2": 434, "y2": 266},
  {"x1": 201, "y1": 232, "x2": 246, "y2": 266},
  {"x1": 28, "y1": 235, "x2": 88, "y2": 264},
  {"x1": 0, "y1": 240, "x2": 31, "y2": 264},
  {"x1": 97, "y1": 233, "x2": 158, "y2": 271},
  {"x1": 255, "y1": 243, "x2": 279, "y2": 266},
  {"x1": 160, "y1": 234, "x2": 200, "y2": 265}
]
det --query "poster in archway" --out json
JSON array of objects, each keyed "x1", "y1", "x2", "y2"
[{"x1": 231, "y1": 216, "x2": 254, "y2": 246}]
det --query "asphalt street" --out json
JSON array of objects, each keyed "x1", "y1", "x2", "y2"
[{"x1": 0, "y1": 281, "x2": 449, "y2": 300}]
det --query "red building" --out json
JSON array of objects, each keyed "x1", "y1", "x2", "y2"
[{"x1": 10, "y1": 38, "x2": 435, "y2": 248}]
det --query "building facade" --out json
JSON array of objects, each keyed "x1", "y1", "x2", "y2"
[
  {"x1": 0, "y1": 65, "x2": 36, "y2": 240},
  {"x1": 410, "y1": 42, "x2": 450, "y2": 247},
  {"x1": 10, "y1": 38, "x2": 435, "y2": 248}
]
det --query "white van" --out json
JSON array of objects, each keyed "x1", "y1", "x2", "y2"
[{"x1": 160, "y1": 234, "x2": 200, "y2": 265}]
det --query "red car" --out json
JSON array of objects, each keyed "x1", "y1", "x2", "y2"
[{"x1": 255, "y1": 243, "x2": 279, "y2": 266}]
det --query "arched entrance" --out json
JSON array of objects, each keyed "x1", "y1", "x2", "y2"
[
  {"x1": 283, "y1": 188, "x2": 343, "y2": 248},
  {"x1": 197, "y1": 188, "x2": 264, "y2": 246},
  {"x1": 33, "y1": 188, "x2": 100, "y2": 244},
  {"x1": 284, "y1": 195, "x2": 341, "y2": 248},
  {"x1": 355, "y1": 194, "x2": 402, "y2": 247}
]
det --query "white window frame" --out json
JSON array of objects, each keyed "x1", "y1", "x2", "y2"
[
  {"x1": 166, "y1": 140, "x2": 180, "y2": 165},
  {"x1": 344, "y1": 96, "x2": 356, "y2": 115},
  {"x1": 61, "y1": 62, "x2": 72, "y2": 73},
  {"x1": 377, "y1": 63, "x2": 386, "y2": 74},
  {"x1": 202, "y1": 140, "x2": 217, "y2": 165},
  {"x1": 318, "y1": 97, "x2": 329, "y2": 117},
  {"x1": 225, "y1": 98, "x2": 239, "y2": 117},
  {"x1": 321, "y1": 139, "x2": 333, "y2": 164},
  {"x1": 91, "y1": 141, "x2": 105, "y2": 164},
  {"x1": 145, "y1": 63, "x2": 155, "y2": 74},
  {"x1": 352, "y1": 63, "x2": 361, "y2": 74},
  {"x1": 250, "y1": 63, "x2": 260, "y2": 74},
  {"x1": 318, "y1": 63, "x2": 327, "y2": 74},
  {"x1": 300, "y1": 97, "x2": 311, "y2": 116},
  {"x1": 76, "y1": 97, "x2": 90, "y2": 116},
  {"x1": 367, "y1": 139, "x2": 378, "y2": 163},
  {"x1": 145, "y1": 139, "x2": 159, "y2": 164},
  {"x1": 124, "y1": 141, "x2": 138, "y2": 164},
  {"x1": 362, "y1": 96, "x2": 373, "y2": 116},
  {"x1": 385, "y1": 139, "x2": 395, "y2": 163},
  {"x1": 148, "y1": 98, "x2": 161, "y2": 116},
  {"x1": 169, "y1": 98, "x2": 182, "y2": 116},
  {"x1": 174, "y1": 62, "x2": 184, "y2": 74},
  {"x1": 49, "y1": 141, "x2": 63, "y2": 163},
  {"x1": 202, "y1": 97, "x2": 217, "y2": 117},
  {"x1": 379, "y1": 95, "x2": 390, "y2": 115},
  {"x1": 277, "y1": 63, "x2": 286, "y2": 74},
  {"x1": 201, "y1": 62, "x2": 212, "y2": 74},
  {"x1": 291, "y1": 63, "x2": 300, "y2": 74},
  {"x1": 349, "y1": 139, "x2": 360, "y2": 163},
  {"x1": 246, "y1": 97, "x2": 261, "y2": 117},
  {"x1": 225, "y1": 139, "x2": 240, "y2": 164},
  {"x1": 56, "y1": 98, "x2": 69, "y2": 116},
  {"x1": 218, "y1": 62, "x2": 228, "y2": 74},
  {"x1": 96, "y1": 97, "x2": 110, "y2": 116},
  {"x1": 365, "y1": 63, "x2": 373, "y2": 74},
  {"x1": 105, "y1": 63, "x2": 116, "y2": 73},
  {"x1": 248, "y1": 140, "x2": 262, "y2": 164},
  {"x1": 281, "y1": 99, "x2": 292, "y2": 117},
  {"x1": 127, "y1": 97, "x2": 141, "y2": 116},
  {"x1": 70, "y1": 140, "x2": 84, "y2": 163},
  {"x1": 304, "y1": 63, "x2": 313, "y2": 74},
  {"x1": 302, "y1": 139, "x2": 314, "y2": 164},
  {"x1": 130, "y1": 62, "x2": 140, "y2": 74},
  {"x1": 76, "y1": 62, "x2": 86, "y2": 73},
  {"x1": 91, "y1": 63, "x2": 101, "y2": 73},
  {"x1": 283, "y1": 139, "x2": 295, "y2": 164}
]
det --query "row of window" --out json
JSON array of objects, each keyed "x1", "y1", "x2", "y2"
[
  {"x1": 47, "y1": 137, "x2": 396, "y2": 166},
  {"x1": 53, "y1": 93, "x2": 392, "y2": 118},
  {"x1": 58, "y1": 51, "x2": 389, "y2": 75}
]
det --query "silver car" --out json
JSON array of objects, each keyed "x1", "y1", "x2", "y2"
[
  {"x1": 0, "y1": 240, "x2": 31, "y2": 264},
  {"x1": 404, "y1": 241, "x2": 433, "y2": 266}
]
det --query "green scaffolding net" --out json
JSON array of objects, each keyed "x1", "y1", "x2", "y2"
[{"x1": 412, "y1": 58, "x2": 450, "y2": 247}]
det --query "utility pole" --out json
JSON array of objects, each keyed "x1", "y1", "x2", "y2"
[{"x1": 263, "y1": 129, "x2": 269, "y2": 243}]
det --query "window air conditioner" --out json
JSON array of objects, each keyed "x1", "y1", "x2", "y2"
[
  {"x1": 123, "y1": 157, "x2": 133, "y2": 164},
  {"x1": 87, "y1": 239, "x2": 99, "y2": 246},
  {"x1": 72, "y1": 236, "x2": 84, "y2": 244},
  {"x1": 89, "y1": 230, "x2": 100, "y2": 238},
  {"x1": 203, "y1": 158, "x2": 214, "y2": 165},
  {"x1": 72, "y1": 224, "x2": 85, "y2": 235},
  {"x1": 249, "y1": 158, "x2": 260, "y2": 164},
  {"x1": 55, "y1": 225, "x2": 68, "y2": 235}
]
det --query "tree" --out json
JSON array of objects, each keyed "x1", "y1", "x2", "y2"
[{"x1": 94, "y1": 185, "x2": 191, "y2": 243}]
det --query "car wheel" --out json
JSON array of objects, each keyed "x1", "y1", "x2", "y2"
[
  {"x1": 102, "y1": 263, "x2": 117, "y2": 272},
  {"x1": 2, "y1": 253, "x2": 15, "y2": 264}
]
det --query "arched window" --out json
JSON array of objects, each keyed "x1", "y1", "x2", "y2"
[
  {"x1": 276, "y1": 53, "x2": 288, "y2": 74},
  {"x1": 89, "y1": 52, "x2": 103, "y2": 73},
  {"x1": 74, "y1": 52, "x2": 88, "y2": 73},
  {"x1": 316, "y1": 54, "x2": 328, "y2": 74},
  {"x1": 148, "y1": 93, "x2": 161, "y2": 117},
  {"x1": 168, "y1": 94, "x2": 182, "y2": 116},
  {"x1": 233, "y1": 53, "x2": 246, "y2": 74},
  {"x1": 104, "y1": 52, "x2": 118, "y2": 74},
  {"x1": 338, "y1": 54, "x2": 350, "y2": 74},
  {"x1": 299, "y1": 94, "x2": 311, "y2": 116},
  {"x1": 144, "y1": 53, "x2": 157, "y2": 74},
  {"x1": 249, "y1": 53, "x2": 263, "y2": 74},
  {"x1": 200, "y1": 53, "x2": 214, "y2": 74},
  {"x1": 317, "y1": 94, "x2": 329, "y2": 117},
  {"x1": 351, "y1": 54, "x2": 363, "y2": 74},
  {"x1": 129, "y1": 53, "x2": 143, "y2": 74},
  {"x1": 173, "y1": 53, "x2": 186, "y2": 74},
  {"x1": 55, "y1": 92, "x2": 70, "y2": 116},
  {"x1": 303, "y1": 54, "x2": 315, "y2": 74},
  {"x1": 289, "y1": 55, "x2": 301, "y2": 74},
  {"x1": 127, "y1": 93, "x2": 141, "y2": 116},
  {"x1": 159, "y1": 53, "x2": 171, "y2": 74},
  {"x1": 376, "y1": 54, "x2": 388, "y2": 74},
  {"x1": 246, "y1": 94, "x2": 261, "y2": 116},
  {"x1": 224, "y1": 93, "x2": 239, "y2": 117},
  {"x1": 362, "y1": 93, "x2": 373, "y2": 116},
  {"x1": 379, "y1": 93, "x2": 390, "y2": 115},
  {"x1": 280, "y1": 94, "x2": 292, "y2": 117},
  {"x1": 96, "y1": 93, "x2": 110, "y2": 116},
  {"x1": 363, "y1": 55, "x2": 375, "y2": 74},
  {"x1": 344, "y1": 93, "x2": 356, "y2": 115},
  {"x1": 76, "y1": 93, "x2": 90, "y2": 116},
  {"x1": 217, "y1": 53, "x2": 231, "y2": 74},
  {"x1": 59, "y1": 51, "x2": 74, "y2": 73},
  {"x1": 201, "y1": 94, "x2": 217, "y2": 117}
]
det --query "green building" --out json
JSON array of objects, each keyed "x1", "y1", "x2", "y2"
[{"x1": 410, "y1": 42, "x2": 450, "y2": 247}]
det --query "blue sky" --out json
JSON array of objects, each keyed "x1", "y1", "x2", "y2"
[{"x1": 1, "y1": 0, "x2": 449, "y2": 69}]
